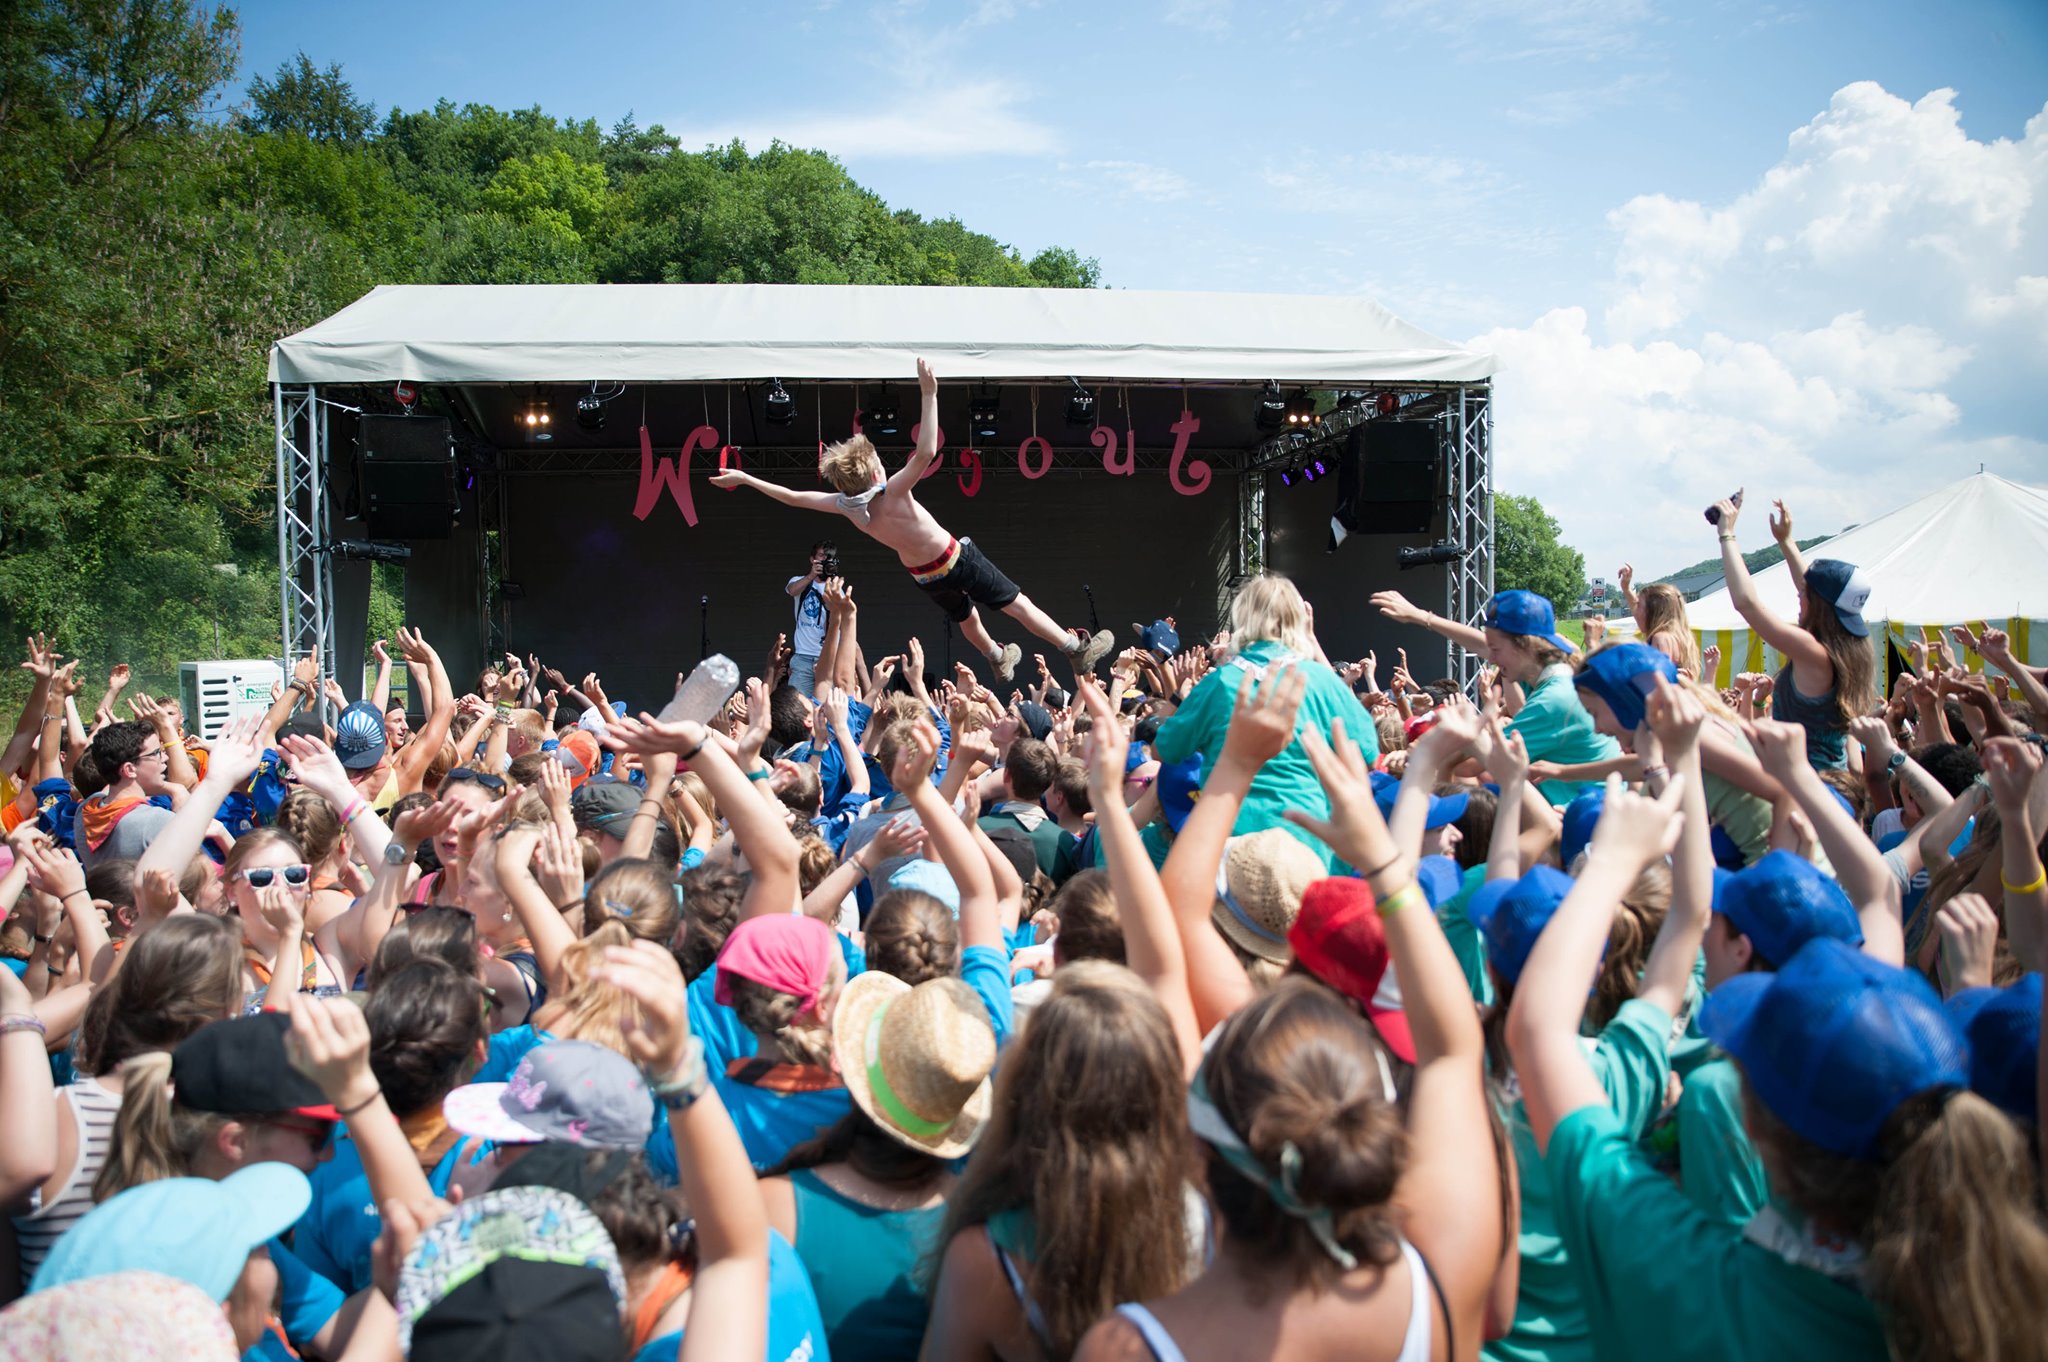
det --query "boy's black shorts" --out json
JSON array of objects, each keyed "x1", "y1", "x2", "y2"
[{"x1": 912, "y1": 537, "x2": 1019, "y2": 623}]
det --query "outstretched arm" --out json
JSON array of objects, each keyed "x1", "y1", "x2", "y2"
[
  {"x1": 1710, "y1": 498, "x2": 1829, "y2": 677},
  {"x1": 889, "y1": 357, "x2": 943, "y2": 494},
  {"x1": 709, "y1": 469, "x2": 841, "y2": 512}
]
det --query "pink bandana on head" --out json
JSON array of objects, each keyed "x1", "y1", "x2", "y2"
[{"x1": 715, "y1": 915, "x2": 835, "y2": 1012}]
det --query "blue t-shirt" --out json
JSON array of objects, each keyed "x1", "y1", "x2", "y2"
[
  {"x1": 714, "y1": 1068, "x2": 853, "y2": 1173},
  {"x1": 689, "y1": 965, "x2": 760, "y2": 1073},
  {"x1": 961, "y1": 944, "x2": 1016, "y2": 1048},
  {"x1": 784, "y1": 700, "x2": 875, "y2": 813},
  {"x1": 294, "y1": 1130, "x2": 484, "y2": 1292},
  {"x1": 264, "y1": 1234, "x2": 345, "y2": 1359},
  {"x1": 631, "y1": 1229, "x2": 832, "y2": 1362}
]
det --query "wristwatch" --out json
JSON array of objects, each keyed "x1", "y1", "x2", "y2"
[
  {"x1": 1885, "y1": 751, "x2": 1907, "y2": 776},
  {"x1": 383, "y1": 842, "x2": 412, "y2": 867}
]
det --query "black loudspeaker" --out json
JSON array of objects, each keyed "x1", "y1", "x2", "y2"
[
  {"x1": 359, "y1": 415, "x2": 456, "y2": 539},
  {"x1": 1331, "y1": 423, "x2": 1438, "y2": 538}
]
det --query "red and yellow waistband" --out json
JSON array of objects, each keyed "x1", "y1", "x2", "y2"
[{"x1": 908, "y1": 537, "x2": 962, "y2": 584}]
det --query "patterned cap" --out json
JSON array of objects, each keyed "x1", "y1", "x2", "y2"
[{"x1": 441, "y1": 1040, "x2": 653, "y2": 1150}]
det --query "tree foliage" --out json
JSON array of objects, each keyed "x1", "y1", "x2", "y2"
[
  {"x1": 1493, "y1": 494, "x2": 1588, "y2": 615},
  {"x1": 0, "y1": 2, "x2": 1099, "y2": 707}
]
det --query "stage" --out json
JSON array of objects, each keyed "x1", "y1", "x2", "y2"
[{"x1": 268, "y1": 285, "x2": 1495, "y2": 709}]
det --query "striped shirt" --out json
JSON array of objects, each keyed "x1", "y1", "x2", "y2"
[{"x1": 12, "y1": 1077, "x2": 123, "y2": 1286}]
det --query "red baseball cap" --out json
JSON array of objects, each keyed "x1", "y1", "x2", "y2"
[{"x1": 1287, "y1": 878, "x2": 1415, "y2": 1063}]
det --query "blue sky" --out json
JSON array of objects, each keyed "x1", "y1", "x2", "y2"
[{"x1": 231, "y1": 0, "x2": 2048, "y2": 578}]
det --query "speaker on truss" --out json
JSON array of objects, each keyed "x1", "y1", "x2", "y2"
[
  {"x1": 358, "y1": 415, "x2": 456, "y2": 539},
  {"x1": 1327, "y1": 423, "x2": 1439, "y2": 547}
]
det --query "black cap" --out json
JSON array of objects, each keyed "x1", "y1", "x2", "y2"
[
  {"x1": 983, "y1": 826, "x2": 1039, "y2": 886},
  {"x1": 492, "y1": 1143, "x2": 636, "y2": 1205},
  {"x1": 1015, "y1": 700, "x2": 1053, "y2": 742},
  {"x1": 570, "y1": 779, "x2": 640, "y2": 836},
  {"x1": 172, "y1": 1012, "x2": 338, "y2": 1119},
  {"x1": 411, "y1": 1258, "x2": 626, "y2": 1362}
]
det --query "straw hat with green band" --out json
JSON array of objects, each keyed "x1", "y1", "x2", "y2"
[{"x1": 832, "y1": 970, "x2": 996, "y2": 1160}]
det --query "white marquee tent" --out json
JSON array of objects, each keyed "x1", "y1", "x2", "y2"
[
  {"x1": 267, "y1": 283, "x2": 1496, "y2": 386},
  {"x1": 1685, "y1": 472, "x2": 2048, "y2": 689}
]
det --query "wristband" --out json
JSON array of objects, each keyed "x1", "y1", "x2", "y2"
[
  {"x1": 1718, "y1": 533, "x2": 1738, "y2": 543},
  {"x1": 679, "y1": 737, "x2": 706, "y2": 763},
  {"x1": 339, "y1": 798, "x2": 369, "y2": 825},
  {"x1": 33, "y1": 931, "x2": 54, "y2": 944},
  {"x1": 335, "y1": 1088, "x2": 384, "y2": 1118},
  {"x1": 1355, "y1": 853, "x2": 1404, "y2": 881},
  {"x1": 60, "y1": 890, "x2": 88, "y2": 905},
  {"x1": 647, "y1": 1037, "x2": 709, "y2": 1111},
  {"x1": 744, "y1": 768, "x2": 771, "y2": 782},
  {"x1": 1376, "y1": 883, "x2": 1425, "y2": 917},
  {"x1": 2002, "y1": 865, "x2": 2048, "y2": 897},
  {"x1": 0, "y1": 1014, "x2": 47, "y2": 1038}
]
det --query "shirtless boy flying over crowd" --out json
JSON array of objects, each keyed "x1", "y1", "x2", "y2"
[{"x1": 710, "y1": 357, "x2": 1115, "y2": 682}]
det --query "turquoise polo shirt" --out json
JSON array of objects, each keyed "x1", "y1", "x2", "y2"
[{"x1": 1509, "y1": 666, "x2": 1621, "y2": 808}]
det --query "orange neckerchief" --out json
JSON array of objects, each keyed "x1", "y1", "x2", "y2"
[
  {"x1": 723, "y1": 1057, "x2": 844, "y2": 1094},
  {"x1": 629, "y1": 1259, "x2": 697, "y2": 1351},
  {"x1": 79, "y1": 794, "x2": 144, "y2": 852}
]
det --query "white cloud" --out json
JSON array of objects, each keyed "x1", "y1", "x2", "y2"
[
  {"x1": 1475, "y1": 83, "x2": 2048, "y2": 579},
  {"x1": 667, "y1": 80, "x2": 1057, "y2": 160},
  {"x1": 1086, "y1": 160, "x2": 1191, "y2": 201},
  {"x1": 1263, "y1": 152, "x2": 1557, "y2": 255},
  {"x1": 1163, "y1": 0, "x2": 1231, "y2": 33}
]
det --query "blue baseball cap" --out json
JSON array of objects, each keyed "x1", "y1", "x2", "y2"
[
  {"x1": 1140, "y1": 619, "x2": 1181, "y2": 658},
  {"x1": 888, "y1": 858, "x2": 960, "y2": 915},
  {"x1": 1561, "y1": 789, "x2": 1604, "y2": 867},
  {"x1": 1947, "y1": 974, "x2": 2041, "y2": 1123},
  {"x1": 1465, "y1": 865, "x2": 1576, "y2": 986},
  {"x1": 1158, "y1": 754, "x2": 1204, "y2": 832},
  {"x1": 1368, "y1": 771, "x2": 1470, "y2": 830},
  {"x1": 32, "y1": 1162, "x2": 311, "y2": 1301},
  {"x1": 334, "y1": 700, "x2": 389, "y2": 771},
  {"x1": 1415, "y1": 854, "x2": 1464, "y2": 908},
  {"x1": 1701, "y1": 937, "x2": 1966, "y2": 1159},
  {"x1": 1803, "y1": 558, "x2": 1872, "y2": 638},
  {"x1": 1573, "y1": 643, "x2": 1677, "y2": 736},
  {"x1": 1714, "y1": 849, "x2": 1864, "y2": 969},
  {"x1": 1484, "y1": 590, "x2": 1574, "y2": 654}
]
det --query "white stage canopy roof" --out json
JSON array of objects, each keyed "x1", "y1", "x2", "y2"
[{"x1": 268, "y1": 284, "x2": 1496, "y2": 387}]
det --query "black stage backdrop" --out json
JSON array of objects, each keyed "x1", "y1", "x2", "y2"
[{"x1": 500, "y1": 467, "x2": 1243, "y2": 707}]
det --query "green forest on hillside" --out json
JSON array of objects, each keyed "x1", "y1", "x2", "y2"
[{"x1": 0, "y1": 2, "x2": 1097, "y2": 702}]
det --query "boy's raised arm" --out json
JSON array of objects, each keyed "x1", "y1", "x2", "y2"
[
  {"x1": 889, "y1": 357, "x2": 942, "y2": 494},
  {"x1": 709, "y1": 468, "x2": 841, "y2": 512}
]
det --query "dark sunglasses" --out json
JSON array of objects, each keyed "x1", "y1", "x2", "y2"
[
  {"x1": 240, "y1": 864, "x2": 312, "y2": 889},
  {"x1": 444, "y1": 768, "x2": 507, "y2": 794},
  {"x1": 264, "y1": 1116, "x2": 335, "y2": 1150}
]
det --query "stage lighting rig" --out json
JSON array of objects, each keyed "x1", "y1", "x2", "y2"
[
  {"x1": 864, "y1": 390, "x2": 901, "y2": 436},
  {"x1": 764, "y1": 379, "x2": 796, "y2": 426},
  {"x1": 1284, "y1": 390, "x2": 1321, "y2": 429},
  {"x1": 575, "y1": 395, "x2": 605, "y2": 432},
  {"x1": 1065, "y1": 379, "x2": 1095, "y2": 426},
  {"x1": 1397, "y1": 543, "x2": 1469, "y2": 569},
  {"x1": 970, "y1": 389, "x2": 1001, "y2": 440},
  {"x1": 521, "y1": 391, "x2": 553, "y2": 442},
  {"x1": 1255, "y1": 380, "x2": 1285, "y2": 432}
]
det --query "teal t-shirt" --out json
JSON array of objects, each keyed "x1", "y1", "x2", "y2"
[
  {"x1": 1543, "y1": 1103, "x2": 1885, "y2": 1362},
  {"x1": 1488, "y1": 998, "x2": 1672, "y2": 1362},
  {"x1": 787, "y1": 1166, "x2": 945, "y2": 1361},
  {"x1": 1676, "y1": 1056, "x2": 1769, "y2": 1228},
  {"x1": 1508, "y1": 667, "x2": 1621, "y2": 808},
  {"x1": 1154, "y1": 641, "x2": 1380, "y2": 870},
  {"x1": 1439, "y1": 863, "x2": 1496, "y2": 1008},
  {"x1": 294, "y1": 1130, "x2": 484, "y2": 1293}
]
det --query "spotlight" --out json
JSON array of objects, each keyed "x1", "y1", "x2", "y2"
[
  {"x1": 522, "y1": 393, "x2": 553, "y2": 442},
  {"x1": 1255, "y1": 380, "x2": 1285, "y2": 432},
  {"x1": 575, "y1": 393, "x2": 605, "y2": 433},
  {"x1": 1065, "y1": 379, "x2": 1095, "y2": 426},
  {"x1": 970, "y1": 389, "x2": 1000, "y2": 440},
  {"x1": 1376, "y1": 391, "x2": 1400, "y2": 415},
  {"x1": 393, "y1": 382, "x2": 418, "y2": 410},
  {"x1": 864, "y1": 390, "x2": 901, "y2": 436},
  {"x1": 1313, "y1": 459, "x2": 1326, "y2": 476},
  {"x1": 1397, "y1": 543, "x2": 1469, "y2": 569},
  {"x1": 1284, "y1": 390, "x2": 1321, "y2": 429},
  {"x1": 1302, "y1": 463, "x2": 1319, "y2": 483},
  {"x1": 764, "y1": 379, "x2": 795, "y2": 426},
  {"x1": 1279, "y1": 470, "x2": 1293, "y2": 487}
]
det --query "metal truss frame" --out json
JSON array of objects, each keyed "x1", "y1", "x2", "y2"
[
  {"x1": 1444, "y1": 385, "x2": 1494, "y2": 691},
  {"x1": 273, "y1": 385, "x2": 337, "y2": 718}
]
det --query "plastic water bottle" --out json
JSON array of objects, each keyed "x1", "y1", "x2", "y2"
[{"x1": 658, "y1": 655, "x2": 741, "y2": 725}]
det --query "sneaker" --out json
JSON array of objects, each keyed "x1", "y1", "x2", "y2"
[
  {"x1": 991, "y1": 643, "x2": 1021, "y2": 682},
  {"x1": 1073, "y1": 629, "x2": 1115, "y2": 675}
]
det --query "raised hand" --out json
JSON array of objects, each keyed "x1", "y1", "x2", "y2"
[
  {"x1": 20, "y1": 633, "x2": 58, "y2": 681},
  {"x1": 1483, "y1": 716, "x2": 1530, "y2": 786},
  {"x1": 134, "y1": 865, "x2": 182, "y2": 918},
  {"x1": 371, "y1": 638, "x2": 389, "y2": 666},
  {"x1": 1701, "y1": 644, "x2": 1722, "y2": 679},
  {"x1": 21, "y1": 839, "x2": 86, "y2": 905},
  {"x1": 51, "y1": 660, "x2": 81, "y2": 700},
  {"x1": 202, "y1": 713, "x2": 267, "y2": 789},
  {"x1": 916, "y1": 355, "x2": 938, "y2": 397},
  {"x1": 1975, "y1": 627, "x2": 2016, "y2": 667},
  {"x1": 1742, "y1": 716, "x2": 1809, "y2": 780},
  {"x1": 323, "y1": 678, "x2": 351, "y2": 710},
  {"x1": 106, "y1": 662, "x2": 131, "y2": 693},
  {"x1": 1848, "y1": 714, "x2": 1898, "y2": 766},
  {"x1": 451, "y1": 792, "x2": 515, "y2": 862},
  {"x1": 1583, "y1": 616, "x2": 1607, "y2": 649},
  {"x1": 1641, "y1": 674, "x2": 1705, "y2": 759},
  {"x1": 392, "y1": 799, "x2": 460, "y2": 850},
  {"x1": 1936, "y1": 893, "x2": 2000, "y2": 994},
  {"x1": 1077, "y1": 681, "x2": 1131, "y2": 799},
  {"x1": 867, "y1": 814, "x2": 928, "y2": 865},
  {"x1": 709, "y1": 469, "x2": 745, "y2": 489},
  {"x1": 1369, "y1": 590, "x2": 1427, "y2": 626},
  {"x1": 279, "y1": 734, "x2": 355, "y2": 807},
  {"x1": 292, "y1": 652, "x2": 320, "y2": 688},
  {"x1": 257, "y1": 883, "x2": 305, "y2": 941},
  {"x1": 1617, "y1": 563, "x2": 1634, "y2": 596},
  {"x1": 281, "y1": 992, "x2": 380, "y2": 1111},
  {"x1": 1707, "y1": 495, "x2": 1742, "y2": 534},
  {"x1": 1769, "y1": 499, "x2": 1794, "y2": 547},
  {"x1": 891, "y1": 714, "x2": 943, "y2": 791},
  {"x1": 395, "y1": 626, "x2": 433, "y2": 667},
  {"x1": 1982, "y1": 736, "x2": 2043, "y2": 812},
  {"x1": 1585, "y1": 772, "x2": 1687, "y2": 869}
]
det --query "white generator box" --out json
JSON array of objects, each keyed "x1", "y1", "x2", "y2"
[{"x1": 179, "y1": 660, "x2": 283, "y2": 741}]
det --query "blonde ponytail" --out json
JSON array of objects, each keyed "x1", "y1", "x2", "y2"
[{"x1": 92, "y1": 1053, "x2": 221, "y2": 1201}]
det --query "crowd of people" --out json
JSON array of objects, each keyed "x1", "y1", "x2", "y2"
[{"x1": 0, "y1": 481, "x2": 2044, "y2": 1362}]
